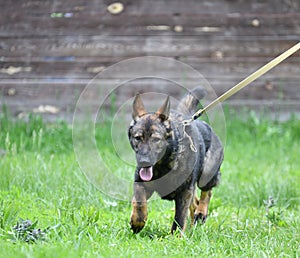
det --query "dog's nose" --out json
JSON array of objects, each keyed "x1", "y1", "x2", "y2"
[{"x1": 137, "y1": 155, "x2": 152, "y2": 168}]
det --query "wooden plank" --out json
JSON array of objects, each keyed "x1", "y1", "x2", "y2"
[
  {"x1": 0, "y1": 0, "x2": 299, "y2": 38},
  {"x1": 2, "y1": 79, "x2": 299, "y2": 121},
  {"x1": 3, "y1": 94, "x2": 300, "y2": 123},
  {"x1": 1, "y1": 77, "x2": 299, "y2": 101},
  {"x1": 0, "y1": 12, "x2": 299, "y2": 37},
  {"x1": 1, "y1": 11, "x2": 299, "y2": 26},
  {"x1": 1, "y1": 37, "x2": 299, "y2": 58},
  {"x1": 0, "y1": 57, "x2": 299, "y2": 80},
  {"x1": 0, "y1": 0, "x2": 299, "y2": 15}
]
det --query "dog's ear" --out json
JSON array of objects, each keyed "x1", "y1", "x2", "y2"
[
  {"x1": 156, "y1": 96, "x2": 170, "y2": 120},
  {"x1": 132, "y1": 94, "x2": 147, "y2": 119}
]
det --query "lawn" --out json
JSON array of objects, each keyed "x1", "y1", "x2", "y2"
[{"x1": 0, "y1": 107, "x2": 299, "y2": 257}]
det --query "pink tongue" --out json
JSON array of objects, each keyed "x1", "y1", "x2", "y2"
[{"x1": 139, "y1": 167, "x2": 153, "y2": 181}]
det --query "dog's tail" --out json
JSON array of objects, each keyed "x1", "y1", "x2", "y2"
[{"x1": 177, "y1": 87, "x2": 206, "y2": 115}]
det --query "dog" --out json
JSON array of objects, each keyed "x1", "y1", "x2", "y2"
[{"x1": 128, "y1": 88, "x2": 224, "y2": 234}]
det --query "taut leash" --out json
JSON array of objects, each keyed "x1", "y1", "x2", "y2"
[{"x1": 182, "y1": 42, "x2": 300, "y2": 126}]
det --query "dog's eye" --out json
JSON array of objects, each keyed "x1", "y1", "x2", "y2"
[
  {"x1": 152, "y1": 137, "x2": 161, "y2": 143},
  {"x1": 134, "y1": 136, "x2": 142, "y2": 141}
]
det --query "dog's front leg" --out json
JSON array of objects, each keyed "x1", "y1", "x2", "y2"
[
  {"x1": 171, "y1": 188, "x2": 194, "y2": 234},
  {"x1": 130, "y1": 183, "x2": 151, "y2": 233}
]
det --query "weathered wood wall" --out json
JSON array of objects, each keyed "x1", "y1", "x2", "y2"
[{"x1": 0, "y1": 0, "x2": 299, "y2": 121}]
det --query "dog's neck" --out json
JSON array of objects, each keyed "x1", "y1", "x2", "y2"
[{"x1": 157, "y1": 121, "x2": 180, "y2": 166}]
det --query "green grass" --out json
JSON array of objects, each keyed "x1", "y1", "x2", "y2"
[{"x1": 0, "y1": 107, "x2": 299, "y2": 257}]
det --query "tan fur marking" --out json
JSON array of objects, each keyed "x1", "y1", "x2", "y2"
[
  {"x1": 194, "y1": 190, "x2": 212, "y2": 220},
  {"x1": 189, "y1": 192, "x2": 199, "y2": 224},
  {"x1": 130, "y1": 197, "x2": 148, "y2": 233}
]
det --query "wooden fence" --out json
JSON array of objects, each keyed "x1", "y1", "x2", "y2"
[{"x1": 0, "y1": 0, "x2": 299, "y2": 121}]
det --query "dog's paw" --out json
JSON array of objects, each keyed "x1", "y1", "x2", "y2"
[
  {"x1": 194, "y1": 212, "x2": 207, "y2": 225},
  {"x1": 130, "y1": 219, "x2": 145, "y2": 233}
]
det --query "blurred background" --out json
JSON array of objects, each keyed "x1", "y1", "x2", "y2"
[{"x1": 0, "y1": 0, "x2": 299, "y2": 122}]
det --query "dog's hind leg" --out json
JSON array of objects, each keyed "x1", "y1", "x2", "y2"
[
  {"x1": 194, "y1": 169, "x2": 221, "y2": 225},
  {"x1": 189, "y1": 190, "x2": 199, "y2": 224},
  {"x1": 194, "y1": 190, "x2": 212, "y2": 224},
  {"x1": 171, "y1": 188, "x2": 194, "y2": 234}
]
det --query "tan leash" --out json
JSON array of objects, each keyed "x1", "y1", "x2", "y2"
[{"x1": 182, "y1": 42, "x2": 300, "y2": 126}]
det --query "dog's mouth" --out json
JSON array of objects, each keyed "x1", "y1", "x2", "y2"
[{"x1": 139, "y1": 166, "x2": 153, "y2": 181}]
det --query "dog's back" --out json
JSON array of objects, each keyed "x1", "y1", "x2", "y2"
[{"x1": 175, "y1": 87, "x2": 223, "y2": 190}]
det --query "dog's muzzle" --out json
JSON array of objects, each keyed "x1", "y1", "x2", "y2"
[{"x1": 136, "y1": 154, "x2": 155, "y2": 181}]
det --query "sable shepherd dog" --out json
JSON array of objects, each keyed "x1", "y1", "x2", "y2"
[{"x1": 128, "y1": 88, "x2": 224, "y2": 233}]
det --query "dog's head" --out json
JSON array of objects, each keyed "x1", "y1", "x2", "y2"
[{"x1": 128, "y1": 94, "x2": 171, "y2": 181}]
